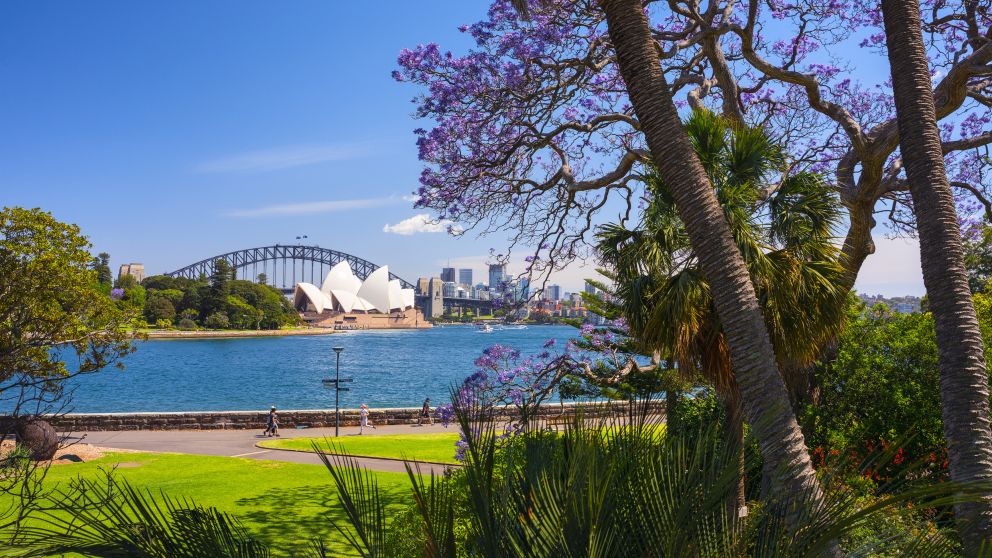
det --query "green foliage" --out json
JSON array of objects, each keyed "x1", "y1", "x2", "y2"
[
  {"x1": 322, "y1": 400, "x2": 974, "y2": 557},
  {"x1": 203, "y1": 259, "x2": 234, "y2": 316},
  {"x1": 0, "y1": 206, "x2": 136, "y2": 395},
  {"x1": 14, "y1": 476, "x2": 270, "y2": 558},
  {"x1": 597, "y1": 110, "x2": 846, "y2": 387},
  {"x1": 113, "y1": 273, "x2": 146, "y2": 310},
  {"x1": 144, "y1": 296, "x2": 177, "y2": 325},
  {"x1": 229, "y1": 280, "x2": 299, "y2": 328},
  {"x1": 964, "y1": 224, "x2": 992, "y2": 293},
  {"x1": 180, "y1": 284, "x2": 206, "y2": 314},
  {"x1": 801, "y1": 298, "x2": 975, "y2": 487},
  {"x1": 225, "y1": 295, "x2": 263, "y2": 330},
  {"x1": 88, "y1": 251, "x2": 112, "y2": 286},
  {"x1": 204, "y1": 312, "x2": 231, "y2": 330},
  {"x1": 155, "y1": 318, "x2": 174, "y2": 330},
  {"x1": 154, "y1": 288, "x2": 185, "y2": 306},
  {"x1": 177, "y1": 318, "x2": 197, "y2": 331},
  {"x1": 114, "y1": 273, "x2": 138, "y2": 290},
  {"x1": 140, "y1": 275, "x2": 297, "y2": 330}
]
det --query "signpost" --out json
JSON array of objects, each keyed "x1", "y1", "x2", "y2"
[{"x1": 322, "y1": 347, "x2": 353, "y2": 437}]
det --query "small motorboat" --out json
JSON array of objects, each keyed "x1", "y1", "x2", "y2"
[{"x1": 477, "y1": 324, "x2": 494, "y2": 333}]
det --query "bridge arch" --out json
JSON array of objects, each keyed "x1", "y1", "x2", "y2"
[{"x1": 164, "y1": 245, "x2": 415, "y2": 290}]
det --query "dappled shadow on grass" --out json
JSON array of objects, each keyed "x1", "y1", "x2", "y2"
[{"x1": 233, "y1": 474, "x2": 414, "y2": 557}]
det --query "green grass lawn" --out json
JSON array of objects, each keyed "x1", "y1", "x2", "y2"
[
  {"x1": 3, "y1": 452, "x2": 413, "y2": 557},
  {"x1": 258, "y1": 432, "x2": 462, "y2": 464}
]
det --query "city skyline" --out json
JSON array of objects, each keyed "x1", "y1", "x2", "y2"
[{"x1": 0, "y1": 1, "x2": 926, "y2": 297}]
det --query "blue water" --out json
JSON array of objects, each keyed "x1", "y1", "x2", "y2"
[{"x1": 60, "y1": 325, "x2": 578, "y2": 413}]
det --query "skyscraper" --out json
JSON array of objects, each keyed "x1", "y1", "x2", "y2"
[
  {"x1": 584, "y1": 282, "x2": 598, "y2": 295},
  {"x1": 441, "y1": 267, "x2": 456, "y2": 283},
  {"x1": 458, "y1": 268, "x2": 473, "y2": 286},
  {"x1": 488, "y1": 263, "x2": 507, "y2": 289},
  {"x1": 543, "y1": 284, "x2": 561, "y2": 301}
]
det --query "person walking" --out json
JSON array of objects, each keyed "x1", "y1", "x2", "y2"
[
  {"x1": 418, "y1": 398, "x2": 434, "y2": 426},
  {"x1": 359, "y1": 403, "x2": 375, "y2": 434},
  {"x1": 263, "y1": 406, "x2": 280, "y2": 437}
]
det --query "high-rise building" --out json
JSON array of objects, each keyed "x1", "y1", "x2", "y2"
[
  {"x1": 458, "y1": 268, "x2": 473, "y2": 287},
  {"x1": 488, "y1": 263, "x2": 507, "y2": 289},
  {"x1": 443, "y1": 281, "x2": 457, "y2": 298},
  {"x1": 441, "y1": 267, "x2": 456, "y2": 283},
  {"x1": 543, "y1": 284, "x2": 561, "y2": 301},
  {"x1": 584, "y1": 282, "x2": 598, "y2": 295}
]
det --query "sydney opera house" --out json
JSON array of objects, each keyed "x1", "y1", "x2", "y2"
[{"x1": 292, "y1": 261, "x2": 429, "y2": 329}]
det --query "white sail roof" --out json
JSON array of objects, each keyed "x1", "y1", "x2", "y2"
[
  {"x1": 296, "y1": 263, "x2": 416, "y2": 314},
  {"x1": 401, "y1": 288, "x2": 415, "y2": 309},
  {"x1": 321, "y1": 261, "x2": 362, "y2": 296},
  {"x1": 388, "y1": 279, "x2": 405, "y2": 312},
  {"x1": 357, "y1": 266, "x2": 392, "y2": 313},
  {"x1": 294, "y1": 282, "x2": 333, "y2": 314}
]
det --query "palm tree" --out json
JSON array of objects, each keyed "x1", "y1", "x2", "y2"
[
  {"x1": 596, "y1": 110, "x2": 847, "y2": 519},
  {"x1": 880, "y1": 0, "x2": 992, "y2": 551},
  {"x1": 563, "y1": 0, "x2": 829, "y2": 516}
]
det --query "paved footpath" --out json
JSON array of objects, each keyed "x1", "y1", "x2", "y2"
[{"x1": 67, "y1": 422, "x2": 457, "y2": 475}]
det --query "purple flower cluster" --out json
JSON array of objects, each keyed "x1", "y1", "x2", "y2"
[
  {"x1": 396, "y1": 0, "x2": 992, "y2": 293},
  {"x1": 110, "y1": 288, "x2": 124, "y2": 301}
]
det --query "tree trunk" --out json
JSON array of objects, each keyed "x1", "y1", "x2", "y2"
[
  {"x1": 881, "y1": 1, "x2": 992, "y2": 551},
  {"x1": 599, "y1": 0, "x2": 825, "y2": 517}
]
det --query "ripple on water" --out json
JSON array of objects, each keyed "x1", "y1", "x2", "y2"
[{"x1": 51, "y1": 325, "x2": 578, "y2": 413}]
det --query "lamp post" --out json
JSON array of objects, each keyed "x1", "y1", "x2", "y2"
[{"x1": 333, "y1": 346, "x2": 343, "y2": 437}]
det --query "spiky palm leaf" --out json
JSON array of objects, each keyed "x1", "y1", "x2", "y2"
[
  {"x1": 12, "y1": 475, "x2": 269, "y2": 557},
  {"x1": 324, "y1": 397, "x2": 979, "y2": 557}
]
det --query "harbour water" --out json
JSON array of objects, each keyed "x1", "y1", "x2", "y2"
[{"x1": 62, "y1": 325, "x2": 579, "y2": 413}]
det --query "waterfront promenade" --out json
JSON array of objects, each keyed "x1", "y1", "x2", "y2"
[{"x1": 69, "y1": 422, "x2": 456, "y2": 475}]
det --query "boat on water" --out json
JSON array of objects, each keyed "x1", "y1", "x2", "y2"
[{"x1": 477, "y1": 324, "x2": 494, "y2": 333}]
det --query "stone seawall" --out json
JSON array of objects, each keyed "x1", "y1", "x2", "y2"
[{"x1": 14, "y1": 401, "x2": 665, "y2": 432}]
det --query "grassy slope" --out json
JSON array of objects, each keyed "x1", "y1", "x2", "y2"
[
  {"x1": 258, "y1": 433, "x2": 461, "y2": 464},
  {"x1": 5, "y1": 452, "x2": 413, "y2": 557}
]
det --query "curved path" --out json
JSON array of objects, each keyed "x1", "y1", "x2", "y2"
[{"x1": 68, "y1": 422, "x2": 456, "y2": 475}]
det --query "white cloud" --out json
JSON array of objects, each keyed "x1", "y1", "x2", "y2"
[
  {"x1": 383, "y1": 214, "x2": 460, "y2": 235},
  {"x1": 228, "y1": 196, "x2": 404, "y2": 218},
  {"x1": 196, "y1": 142, "x2": 370, "y2": 173}
]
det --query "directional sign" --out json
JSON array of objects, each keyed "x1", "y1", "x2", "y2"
[
  {"x1": 321, "y1": 378, "x2": 353, "y2": 384},
  {"x1": 337, "y1": 387, "x2": 350, "y2": 392}
]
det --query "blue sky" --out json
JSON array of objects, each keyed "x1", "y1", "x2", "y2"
[{"x1": 0, "y1": 2, "x2": 922, "y2": 295}]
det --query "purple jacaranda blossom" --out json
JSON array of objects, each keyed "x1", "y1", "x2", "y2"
[
  {"x1": 396, "y1": 0, "x2": 992, "y2": 278},
  {"x1": 110, "y1": 288, "x2": 125, "y2": 300}
]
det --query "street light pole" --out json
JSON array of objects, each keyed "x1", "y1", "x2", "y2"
[{"x1": 333, "y1": 346, "x2": 343, "y2": 437}]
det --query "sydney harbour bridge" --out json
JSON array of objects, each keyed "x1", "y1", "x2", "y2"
[
  {"x1": 164, "y1": 244, "x2": 493, "y2": 314},
  {"x1": 165, "y1": 244, "x2": 415, "y2": 292}
]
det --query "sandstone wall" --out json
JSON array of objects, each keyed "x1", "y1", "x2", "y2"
[{"x1": 9, "y1": 401, "x2": 664, "y2": 432}]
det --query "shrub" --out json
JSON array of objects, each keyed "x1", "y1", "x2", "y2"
[
  {"x1": 204, "y1": 312, "x2": 230, "y2": 329},
  {"x1": 177, "y1": 318, "x2": 197, "y2": 330},
  {"x1": 802, "y1": 301, "x2": 949, "y2": 485},
  {"x1": 143, "y1": 296, "x2": 176, "y2": 324}
]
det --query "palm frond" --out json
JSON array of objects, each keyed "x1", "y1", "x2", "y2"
[{"x1": 13, "y1": 475, "x2": 268, "y2": 558}]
